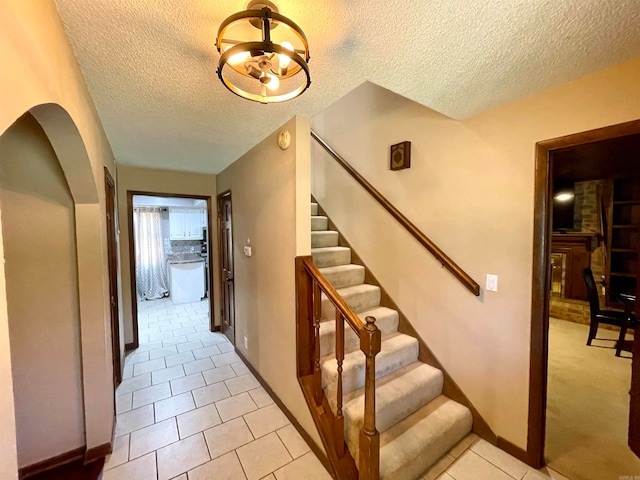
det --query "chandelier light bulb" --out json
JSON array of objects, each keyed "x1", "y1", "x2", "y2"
[
  {"x1": 264, "y1": 73, "x2": 280, "y2": 91},
  {"x1": 278, "y1": 41, "x2": 294, "y2": 69},
  {"x1": 228, "y1": 50, "x2": 251, "y2": 66},
  {"x1": 216, "y1": 3, "x2": 310, "y2": 103}
]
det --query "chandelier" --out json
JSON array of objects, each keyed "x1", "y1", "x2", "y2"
[{"x1": 215, "y1": 1, "x2": 311, "y2": 104}]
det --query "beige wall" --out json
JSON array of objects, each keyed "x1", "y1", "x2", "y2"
[
  {"x1": 0, "y1": 115, "x2": 85, "y2": 467},
  {"x1": 311, "y1": 57, "x2": 640, "y2": 449},
  {"x1": 216, "y1": 116, "x2": 320, "y2": 447},
  {"x1": 0, "y1": 1, "x2": 119, "y2": 472},
  {"x1": 116, "y1": 165, "x2": 218, "y2": 344}
]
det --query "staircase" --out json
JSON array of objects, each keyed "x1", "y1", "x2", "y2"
[{"x1": 310, "y1": 201, "x2": 473, "y2": 479}]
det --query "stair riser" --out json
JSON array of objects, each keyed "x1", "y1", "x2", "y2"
[
  {"x1": 311, "y1": 203, "x2": 318, "y2": 216},
  {"x1": 312, "y1": 248, "x2": 351, "y2": 268},
  {"x1": 342, "y1": 368, "x2": 444, "y2": 453},
  {"x1": 323, "y1": 338, "x2": 419, "y2": 399},
  {"x1": 311, "y1": 216, "x2": 328, "y2": 231},
  {"x1": 319, "y1": 266, "x2": 365, "y2": 289},
  {"x1": 319, "y1": 310, "x2": 398, "y2": 357},
  {"x1": 377, "y1": 402, "x2": 472, "y2": 480},
  {"x1": 320, "y1": 287, "x2": 380, "y2": 318},
  {"x1": 311, "y1": 231, "x2": 339, "y2": 248}
]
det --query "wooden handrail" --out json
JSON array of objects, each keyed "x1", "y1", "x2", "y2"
[
  {"x1": 297, "y1": 256, "x2": 380, "y2": 479},
  {"x1": 303, "y1": 257, "x2": 366, "y2": 334},
  {"x1": 311, "y1": 130, "x2": 481, "y2": 297}
]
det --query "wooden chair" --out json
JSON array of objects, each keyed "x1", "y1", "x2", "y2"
[{"x1": 582, "y1": 267, "x2": 631, "y2": 350}]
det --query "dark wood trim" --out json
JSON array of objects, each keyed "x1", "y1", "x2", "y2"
[
  {"x1": 19, "y1": 447, "x2": 85, "y2": 479},
  {"x1": 234, "y1": 348, "x2": 341, "y2": 477},
  {"x1": 217, "y1": 190, "x2": 236, "y2": 344},
  {"x1": 124, "y1": 342, "x2": 136, "y2": 352},
  {"x1": 126, "y1": 192, "x2": 139, "y2": 351},
  {"x1": 84, "y1": 442, "x2": 112, "y2": 464},
  {"x1": 298, "y1": 374, "x2": 359, "y2": 479},
  {"x1": 529, "y1": 119, "x2": 640, "y2": 468},
  {"x1": 496, "y1": 437, "x2": 530, "y2": 464},
  {"x1": 206, "y1": 195, "x2": 216, "y2": 333},
  {"x1": 127, "y1": 190, "x2": 216, "y2": 350},
  {"x1": 316, "y1": 202, "x2": 498, "y2": 445},
  {"x1": 295, "y1": 256, "x2": 315, "y2": 378},
  {"x1": 311, "y1": 130, "x2": 481, "y2": 297},
  {"x1": 104, "y1": 167, "x2": 122, "y2": 389}
]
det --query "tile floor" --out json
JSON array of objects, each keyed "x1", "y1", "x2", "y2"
[
  {"x1": 104, "y1": 298, "x2": 572, "y2": 480},
  {"x1": 105, "y1": 298, "x2": 330, "y2": 480}
]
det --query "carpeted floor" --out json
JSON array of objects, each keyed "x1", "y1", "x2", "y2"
[{"x1": 546, "y1": 317, "x2": 640, "y2": 480}]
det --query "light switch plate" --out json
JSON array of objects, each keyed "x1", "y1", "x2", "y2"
[
  {"x1": 486, "y1": 274, "x2": 498, "y2": 292},
  {"x1": 244, "y1": 246, "x2": 252, "y2": 257}
]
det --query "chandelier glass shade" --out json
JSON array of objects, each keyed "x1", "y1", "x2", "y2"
[{"x1": 216, "y1": 2, "x2": 311, "y2": 104}]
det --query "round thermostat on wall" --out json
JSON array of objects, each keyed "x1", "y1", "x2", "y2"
[{"x1": 278, "y1": 130, "x2": 291, "y2": 150}]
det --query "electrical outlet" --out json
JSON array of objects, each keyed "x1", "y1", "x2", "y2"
[
  {"x1": 244, "y1": 336, "x2": 248, "y2": 349},
  {"x1": 244, "y1": 246, "x2": 252, "y2": 257},
  {"x1": 486, "y1": 274, "x2": 498, "y2": 292}
]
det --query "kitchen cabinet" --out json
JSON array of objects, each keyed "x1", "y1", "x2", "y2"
[{"x1": 169, "y1": 207, "x2": 206, "y2": 240}]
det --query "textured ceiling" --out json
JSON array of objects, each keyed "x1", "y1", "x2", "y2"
[{"x1": 54, "y1": 0, "x2": 640, "y2": 174}]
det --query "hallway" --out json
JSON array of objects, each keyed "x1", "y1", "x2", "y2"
[
  {"x1": 105, "y1": 298, "x2": 330, "y2": 480},
  {"x1": 102, "y1": 299, "x2": 577, "y2": 480}
]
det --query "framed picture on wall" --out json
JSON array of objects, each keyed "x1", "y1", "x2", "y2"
[{"x1": 390, "y1": 141, "x2": 411, "y2": 171}]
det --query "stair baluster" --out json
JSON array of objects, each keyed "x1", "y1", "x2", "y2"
[
  {"x1": 335, "y1": 309, "x2": 345, "y2": 457},
  {"x1": 359, "y1": 316, "x2": 381, "y2": 480},
  {"x1": 313, "y1": 280, "x2": 323, "y2": 406}
]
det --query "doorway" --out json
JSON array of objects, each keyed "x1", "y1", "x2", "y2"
[
  {"x1": 127, "y1": 192, "x2": 215, "y2": 349},
  {"x1": 104, "y1": 167, "x2": 122, "y2": 387},
  {"x1": 529, "y1": 120, "x2": 640, "y2": 478},
  {"x1": 217, "y1": 191, "x2": 235, "y2": 344}
]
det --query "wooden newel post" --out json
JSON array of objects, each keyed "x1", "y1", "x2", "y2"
[{"x1": 359, "y1": 316, "x2": 381, "y2": 480}]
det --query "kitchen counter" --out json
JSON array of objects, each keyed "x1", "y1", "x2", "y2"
[{"x1": 167, "y1": 253, "x2": 205, "y2": 264}]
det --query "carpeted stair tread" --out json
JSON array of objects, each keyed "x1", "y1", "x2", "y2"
[
  {"x1": 319, "y1": 306, "x2": 399, "y2": 357},
  {"x1": 318, "y1": 264, "x2": 365, "y2": 289},
  {"x1": 320, "y1": 284, "x2": 380, "y2": 318},
  {"x1": 322, "y1": 333, "x2": 418, "y2": 397},
  {"x1": 309, "y1": 200, "x2": 474, "y2": 480},
  {"x1": 311, "y1": 215, "x2": 328, "y2": 231},
  {"x1": 376, "y1": 396, "x2": 472, "y2": 480},
  {"x1": 312, "y1": 246, "x2": 351, "y2": 268},
  {"x1": 312, "y1": 230, "x2": 340, "y2": 248},
  {"x1": 339, "y1": 362, "x2": 444, "y2": 448}
]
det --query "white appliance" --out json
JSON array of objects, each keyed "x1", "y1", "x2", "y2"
[{"x1": 169, "y1": 260, "x2": 205, "y2": 305}]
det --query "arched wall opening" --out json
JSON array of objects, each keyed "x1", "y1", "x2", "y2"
[
  {"x1": 0, "y1": 102, "x2": 114, "y2": 473},
  {"x1": 0, "y1": 112, "x2": 85, "y2": 467}
]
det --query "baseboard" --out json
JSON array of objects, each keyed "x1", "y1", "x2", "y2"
[
  {"x1": 19, "y1": 447, "x2": 85, "y2": 479},
  {"x1": 234, "y1": 348, "x2": 334, "y2": 476},
  {"x1": 125, "y1": 342, "x2": 136, "y2": 352},
  {"x1": 213, "y1": 325, "x2": 221, "y2": 332},
  {"x1": 84, "y1": 442, "x2": 111, "y2": 464},
  {"x1": 497, "y1": 437, "x2": 536, "y2": 467}
]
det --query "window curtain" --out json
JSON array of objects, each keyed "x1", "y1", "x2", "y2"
[{"x1": 134, "y1": 208, "x2": 169, "y2": 300}]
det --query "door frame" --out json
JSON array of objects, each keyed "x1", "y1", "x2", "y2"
[
  {"x1": 104, "y1": 167, "x2": 122, "y2": 387},
  {"x1": 527, "y1": 119, "x2": 640, "y2": 467},
  {"x1": 217, "y1": 190, "x2": 236, "y2": 344},
  {"x1": 127, "y1": 190, "x2": 216, "y2": 350}
]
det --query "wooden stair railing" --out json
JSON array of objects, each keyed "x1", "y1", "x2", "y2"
[
  {"x1": 296, "y1": 256, "x2": 380, "y2": 480},
  {"x1": 311, "y1": 130, "x2": 481, "y2": 297}
]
